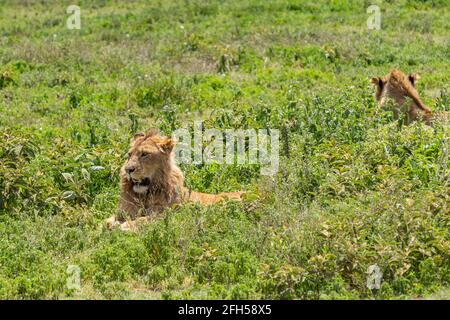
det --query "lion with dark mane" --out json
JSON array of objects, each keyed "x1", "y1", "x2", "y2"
[{"x1": 106, "y1": 129, "x2": 242, "y2": 230}]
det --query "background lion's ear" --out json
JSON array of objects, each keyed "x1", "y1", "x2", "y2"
[
  {"x1": 131, "y1": 132, "x2": 145, "y2": 143},
  {"x1": 158, "y1": 138, "x2": 175, "y2": 154},
  {"x1": 408, "y1": 73, "x2": 420, "y2": 86},
  {"x1": 146, "y1": 128, "x2": 159, "y2": 137},
  {"x1": 370, "y1": 77, "x2": 380, "y2": 85},
  {"x1": 370, "y1": 77, "x2": 385, "y2": 91},
  {"x1": 370, "y1": 77, "x2": 382, "y2": 86}
]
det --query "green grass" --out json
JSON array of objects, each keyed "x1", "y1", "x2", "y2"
[{"x1": 0, "y1": 0, "x2": 449, "y2": 299}]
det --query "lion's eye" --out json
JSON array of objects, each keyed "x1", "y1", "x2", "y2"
[
  {"x1": 141, "y1": 152, "x2": 150, "y2": 158},
  {"x1": 127, "y1": 152, "x2": 132, "y2": 159}
]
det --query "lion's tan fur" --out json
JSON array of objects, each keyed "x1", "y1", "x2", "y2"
[
  {"x1": 371, "y1": 68, "x2": 432, "y2": 125},
  {"x1": 106, "y1": 130, "x2": 242, "y2": 231}
]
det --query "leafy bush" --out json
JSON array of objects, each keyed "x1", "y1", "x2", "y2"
[{"x1": 0, "y1": 0, "x2": 448, "y2": 299}]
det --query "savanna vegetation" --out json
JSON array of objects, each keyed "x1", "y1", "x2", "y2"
[{"x1": 0, "y1": 0, "x2": 449, "y2": 299}]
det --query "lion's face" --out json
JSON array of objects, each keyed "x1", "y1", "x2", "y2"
[{"x1": 123, "y1": 130, "x2": 175, "y2": 194}]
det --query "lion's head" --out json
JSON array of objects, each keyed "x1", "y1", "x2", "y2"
[
  {"x1": 122, "y1": 129, "x2": 176, "y2": 194},
  {"x1": 370, "y1": 68, "x2": 432, "y2": 124},
  {"x1": 370, "y1": 68, "x2": 421, "y2": 109}
]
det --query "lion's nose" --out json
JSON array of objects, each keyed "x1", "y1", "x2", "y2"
[{"x1": 126, "y1": 167, "x2": 135, "y2": 174}]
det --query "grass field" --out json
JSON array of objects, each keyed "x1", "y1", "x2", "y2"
[{"x1": 0, "y1": 0, "x2": 449, "y2": 299}]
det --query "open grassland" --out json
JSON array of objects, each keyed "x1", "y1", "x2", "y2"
[{"x1": 0, "y1": 0, "x2": 449, "y2": 299}]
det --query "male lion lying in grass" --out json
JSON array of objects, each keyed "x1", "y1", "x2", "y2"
[
  {"x1": 371, "y1": 68, "x2": 448, "y2": 125},
  {"x1": 105, "y1": 129, "x2": 243, "y2": 231}
]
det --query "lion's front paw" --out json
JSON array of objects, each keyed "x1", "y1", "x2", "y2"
[
  {"x1": 119, "y1": 220, "x2": 135, "y2": 231},
  {"x1": 120, "y1": 216, "x2": 152, "y2": 232},
  {"x1": 105, "y1": 215, "x2": 120, "y2": 230},
  {"x1": 105, "y1": 215, "x2": 151, "y2": 232}
]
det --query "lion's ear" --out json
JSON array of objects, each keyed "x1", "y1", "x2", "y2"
[
  {"x1": 146, "y1": 128, "x2": 159, "y2": 137},
  {"x1": 371, "y1": 77, "x2": 385, "y2": 101},
  {"x1": 408, "y1": 73, "x2": 420, "y2": 86},
  {"x1": 370, "y1": 77, "x2": 384, "y2": 88},
  {"x1": 158, "y1": 138, "x2": 175, "y2": 154},
  {"x1": 131, "y1": 132, "x2": 145, "y2": 143}
]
